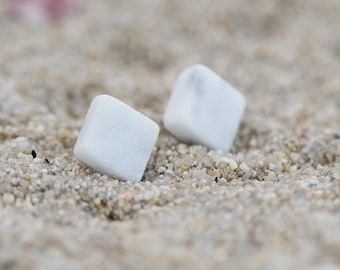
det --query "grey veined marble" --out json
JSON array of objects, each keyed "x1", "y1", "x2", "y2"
[
  {"x1": 164, "y1": 65, "x2": 246, "y2": 151},
  {"x1": 74, "y1": 95, "x2": 159, "y2": 182}
]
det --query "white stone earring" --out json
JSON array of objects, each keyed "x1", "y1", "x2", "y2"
[
  {"x1": 163, "y1": 64, "x2": 245, "y2": 152},
  {"x1": 73, "y1": 95, "x2": 159, "y2": 182}
]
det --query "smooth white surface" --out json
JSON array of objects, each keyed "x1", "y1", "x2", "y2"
[
  {"x1": 74, "y1": 95, "x2": 159, "y2": 182},
  {"x1": 163, "y1": 64, "x2": 246, "y2": 151}
]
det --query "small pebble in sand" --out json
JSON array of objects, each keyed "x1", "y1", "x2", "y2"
[
  {"x1": 163, "y1": 64, "x2": 245, "y2": 151},
  {"x1": 73, "y1": 95, "x2": 159, "y2": 182},
  {"x1": 31, "y1": 150, "x2": 37, "y2": 159},
  {"x1": 2, "y1": 193, "x2": 15, "y2": 205}
]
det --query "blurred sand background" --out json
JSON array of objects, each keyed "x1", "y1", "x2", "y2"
[{"x1": 0, "y1": 0, "x2": 339, "y2": 269}]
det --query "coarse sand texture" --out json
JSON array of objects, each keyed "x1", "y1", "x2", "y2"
[{"x1": 0, "y1": 1, "x2": 339, "y2": 269}]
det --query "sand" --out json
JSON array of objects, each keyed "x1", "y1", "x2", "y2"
[{"x1": 0, "y1": 0, "x2": 339, "y2": 269}]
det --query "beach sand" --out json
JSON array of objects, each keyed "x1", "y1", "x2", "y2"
[{"x1": 0, "y1": 0, "x2": 339, "y2": 269}]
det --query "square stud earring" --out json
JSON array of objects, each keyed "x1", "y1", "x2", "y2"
[
  {"x1": 73, "y1": 95, "x2": 159, "y2": 182},
  {"x1": 163, "y1": 64, "x2": 245, "y2": 152}
]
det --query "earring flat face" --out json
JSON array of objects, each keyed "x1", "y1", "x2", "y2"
[
  {"x1": 163, "y1": 64, "x2": 245, "y2": 152},
  {"x1": 73, "y1": 95, "x2": 159, "y2": 182}
]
